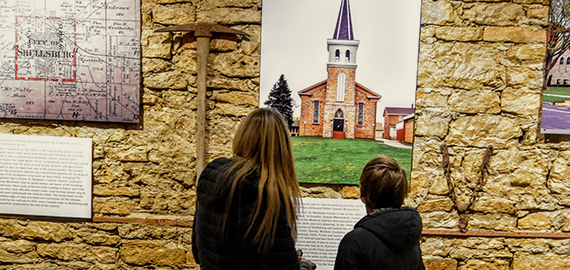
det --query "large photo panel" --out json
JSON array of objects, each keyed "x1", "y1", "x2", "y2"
[{"x1": 260, "y1": 0, "x2": 422, "y2": 184}]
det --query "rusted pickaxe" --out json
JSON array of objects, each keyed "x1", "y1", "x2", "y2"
[{"x1": 155, "y1": 23, "x2": 249, "y2": 183}]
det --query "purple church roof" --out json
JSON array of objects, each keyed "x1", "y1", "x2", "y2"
[{"x1": 332, "y1": 0, "x2": 354, "y2": 40}]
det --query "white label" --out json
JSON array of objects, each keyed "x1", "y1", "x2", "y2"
[
  {"x1": 296, "y1": 197, "x2": 367, "y2": 270},
  {"x1": 0, "y1": 134, "x2": 92, "y2": 218}
]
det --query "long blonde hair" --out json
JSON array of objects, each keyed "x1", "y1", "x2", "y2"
[{"x1": 224, "y1": 108, "x2": 300, "y2": 252}]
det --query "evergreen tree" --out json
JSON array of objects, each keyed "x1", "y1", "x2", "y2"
[{"x1": 265, "y1": 74, "x2": 295, "y2": 127}]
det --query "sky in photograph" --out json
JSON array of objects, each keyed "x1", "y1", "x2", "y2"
[{"x1": 259, "y1": 0, "x2": 422, "y2": 124}]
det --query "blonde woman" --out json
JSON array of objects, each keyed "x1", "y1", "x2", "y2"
[{"x1": 192, "y1": 108, "x2": 315, "y2": 270}]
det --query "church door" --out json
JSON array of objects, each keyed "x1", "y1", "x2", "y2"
[
  {"x1": 333, "y1": 109, "x2": 344, "y2": 131},
  {"x1": 334, "y1": 119, "x2": 344, "y2": 131}
]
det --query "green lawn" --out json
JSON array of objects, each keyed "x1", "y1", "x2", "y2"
[
  {"x1": 291, "y1": 136, "x2": 412, "y2": 185},
  {"x1": 543, "y1": 95, "x2": 569, "y2": 103},
  {"x1": 544, "y1": 87, "x2": 570, "y2": 103},
  {"x1": 544, "y1": 87, "x2": 570, "y2": 95}
]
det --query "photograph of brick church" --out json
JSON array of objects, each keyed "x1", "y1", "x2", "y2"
[{"x1": 260, "y1": 0, "x2": 422, "y2": 184}]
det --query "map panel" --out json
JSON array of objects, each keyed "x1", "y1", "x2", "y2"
[{"x1": 0, "y1": 0, "x2": 140, "y2": 122}]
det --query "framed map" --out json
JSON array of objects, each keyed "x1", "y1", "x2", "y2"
[{"x1": 0, "y1": 0, "x2": 140, "y2": 123}]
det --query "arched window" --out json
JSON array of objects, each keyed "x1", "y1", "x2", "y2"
[
  {"x1": 335, "y1": 50, "x2": 340, "y2": 62},
  {"x1": 334, "y1": 109, "x2": 344, "y2": 119},
  {"x1": 561, "y1": 57, "x2": 565, "y2": 65},
  {"x1": 566, "y1": 58, "x2": 570, "y2": 65},
  {"x1": 345, "y1": 50, "x2": 350, "y2": 62},
  {"x1": 336, "y1": 72, "x2": 346, "y2": 101}
]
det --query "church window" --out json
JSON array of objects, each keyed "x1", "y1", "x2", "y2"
[
  {"x1": 357, "y1": 103, "x2": 364, "y2": 125},
  {"x1": 567, "y1": 58, "x2": 570, "y2": 65},
  {"x1": 335, "y1": 50, "x2": 340, "y2": 62},
  {"x1": 345, "y1": 50, "x2": 350, "y2": 62},
  {"x1": 335, "y1": 109, "x2": 344, "y2": 119},
  {"x1": 313, "y1": 101, "x2": 319, "y2": 124},
  {"x1": 336, "y1": 72, "x2": 346, "y2": 101},
  {"x1": 561, "y1": 57, "x2": 565, "y2": 65}
]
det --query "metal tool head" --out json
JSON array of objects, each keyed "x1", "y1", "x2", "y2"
[{"x1": 154, "y1": 23, "x2": 249, "y2": 38}]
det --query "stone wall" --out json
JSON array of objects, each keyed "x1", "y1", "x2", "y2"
[
  {"x1": 0, "y1": 0, "x2": 567, "y2": 269},
  {"x1": 411, "y1": 0, "x2": 570, "y2": 269},
  {"x1": 0, "y1": 0, "x2": 261, "y2": 268}
]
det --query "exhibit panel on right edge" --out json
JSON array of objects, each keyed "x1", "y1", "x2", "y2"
[{"x1": 542, "y1": 0, "x2": 570, "y2": 134}]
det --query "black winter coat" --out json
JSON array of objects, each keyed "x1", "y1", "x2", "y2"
[
  {"x1": 334, "y1": 207, "x2": 425, "y2": 270},
  {"x1": 192, "y1": 157, "x2": 304, "y2": 270}
]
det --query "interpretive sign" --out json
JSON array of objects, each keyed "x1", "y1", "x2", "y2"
[
  {"x1": 0, "y1": 0, "x2": 140, "y2": 123},
  {"x1": 0, "y1": 134, "x2": 92, "y2": 219},
  {"x1": 296, "y1": 197, "x2": 366, "y2": 270}
]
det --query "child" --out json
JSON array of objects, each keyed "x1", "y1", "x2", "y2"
[{"x1": 334, "y1": 156, "x2": 425, "y2": 270}]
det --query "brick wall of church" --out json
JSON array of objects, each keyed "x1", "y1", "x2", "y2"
[
  {"x1": 299, "y1": 86, "x2": 325, "y2": 136},
  {"x1": 354, "y1": 89, "x2": 377, "y2": 139}
]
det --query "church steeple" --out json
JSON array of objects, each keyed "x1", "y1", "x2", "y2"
[
  {"x1": 333, "y1": 0, "x2": 354, "y2": 40},
  {"x1": 327, "y1": 0, "x2": 359, "y2": 66}
]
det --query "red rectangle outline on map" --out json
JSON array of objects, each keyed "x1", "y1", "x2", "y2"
[{"x1": 14, "y1": 16, "x2": 77, "y2": 82}]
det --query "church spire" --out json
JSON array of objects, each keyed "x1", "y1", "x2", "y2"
[
  {"x1": 333, "y1": 0, "x2": 354, "y2": 40},
  {"x1": 327, "y1": 0, "x2": 359, "y2": 66}
]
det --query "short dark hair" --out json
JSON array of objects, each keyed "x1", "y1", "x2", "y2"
[{"x1": 359, "y1": 156, "x2": 408, "y2": 209}]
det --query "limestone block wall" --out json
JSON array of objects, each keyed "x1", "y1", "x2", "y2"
[
  {"x1": 0, "y1": 0, "x2": 261, "y2": 269},
  {"x1": 0, "y1": 0, "x2": 567, "y2": 269},
  {"x1": 411, "y1": 0, "x2": 570, "y2": 269}
]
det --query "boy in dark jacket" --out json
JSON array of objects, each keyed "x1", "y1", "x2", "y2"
[{"x1": 334, "y1": 156, "x2": 425, "y2": 270}]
